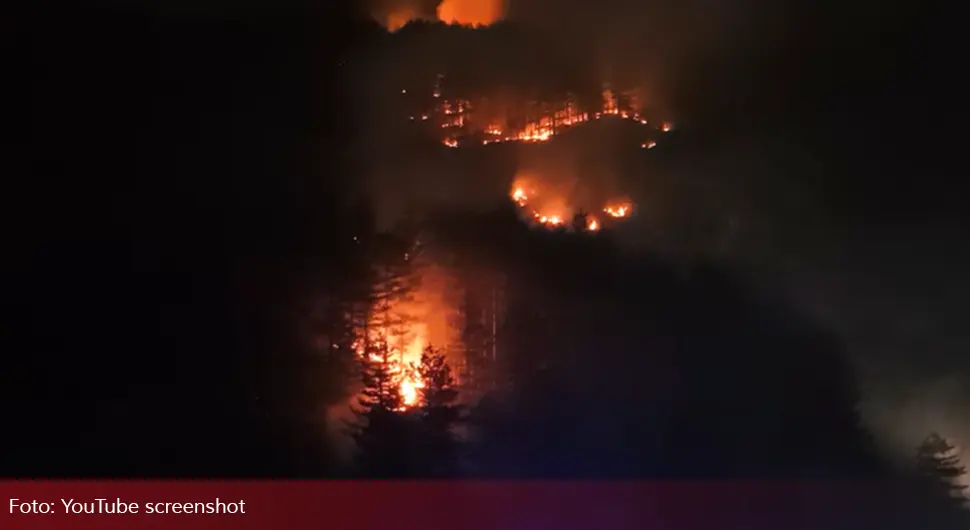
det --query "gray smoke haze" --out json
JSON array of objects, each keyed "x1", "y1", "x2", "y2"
[
  {"x1": 678, "y1": 130, "x2": 970, "y2": 468},
  {"x1": 111, "y1": 0, "x2": 966, "y2": 467},
  {"x1": 345, "y1": 0, "x2": 970, "y2": 472}
]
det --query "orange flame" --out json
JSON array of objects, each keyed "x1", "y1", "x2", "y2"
[
  {"x1": 353, "y1": 310, "x2": 433, "y2": 409},
  {"x1": 437, "y1": 0, "x2": 504, "y2": 26},
  {"x1": 418, "y1": 77, "x2": 660, "y2": 148},
  {"x1": 350, "y1": 270, "x2": 459, "y2": 411},
  {"x1": 510, "y1": 180, "x2": 633, "y2": 232},
  {"x1": 533, "y1": 211, "x2": 564, "y2": 227},
  {"x1": 604, "y1": 203, "x2": 632, "y2": 218},
  {"x1": 425, "y1": 88, "x2": 653, "y2": 147},
  {"x1": 400, "y1": 378, "x2": 426, "y2": 407},
  {"x1": 354, "y1": 337, "x2": 426, "y2": 410}
]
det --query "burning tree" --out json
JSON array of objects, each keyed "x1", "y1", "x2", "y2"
[
  {"x1": 347, "y1": 309, "x2": 419, "y2": 477},
  {"x1": 357, "y1": 339, "x2": 405, "y2": 412},
  {"x1": 349, "y1": 231, "x2": 429, "y2": 410},
  {"x1": 348, "y1": 342, "x2": 465, "y2": 478}
]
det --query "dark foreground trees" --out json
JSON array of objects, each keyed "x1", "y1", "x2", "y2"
[
  {"x1": 342, "y1": 221, "x2": 969, "y2": 529},
  {"x1": 349, "y1": 344, "x2": 464, "y2": 478}
]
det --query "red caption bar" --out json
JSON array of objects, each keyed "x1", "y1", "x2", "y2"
[{"x1": 0, "y1": 480, "x2": 894, "y2": 530}]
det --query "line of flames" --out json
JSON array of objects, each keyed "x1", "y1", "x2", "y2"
[
  {"x1": 440, "y1": 111, "x2": 672, "y2": 149},
  {"x1": 406, "y1": 84, "x2": 673, "y2": 148},
  {"x1": 511, "y1": 185, "x2": 632, "y2": 231}
]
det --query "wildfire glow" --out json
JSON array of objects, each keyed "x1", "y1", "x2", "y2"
[
  {"x1": 509, "y1": 182, "x2": 632, "y2": 232},
  {"x1": 354, "y1": 334, "x2": 426, "y2": 410},
  {"x1": 437, "y1": 0, "x2": 505, "y2": 26},
  {"x1": 400, "y1": 378, "x2": 425, "y2": 407},
  {"x1": 384, "y1": 7, "x2": 420, "y2": 31},
  {"x1": 415, "y1": 86, "x2": 659, "y2": 149},
  {"x1": 604, "y1": 203, "x2": 632, "y2": 218},
  {"x1": 378, "y1": 0, "x2": 504, "y2": 32},
  {"x1": 349, "y1": 267, "x2": 457, "y2": 411},
  {"x1": 533, "y1": 211, "x2": 564, "y2": 227}
]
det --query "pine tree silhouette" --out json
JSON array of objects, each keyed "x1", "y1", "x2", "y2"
[
  {"x1": 348, "y1": 339, "x2": 416, "y2": 477},
  {"x1": 357, "y1": 339, "x2": 404, "y2": 412},
  {"x1": 418, "y1": 345, "x2": 460, "y2": 409},
  {"x1": 415, "y1": 345, "x2": 464, "y2": 476}
]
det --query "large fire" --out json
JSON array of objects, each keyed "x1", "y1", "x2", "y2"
[
  {"x1": 437, "y1": 0, "x2": 505, "y2": 26},
  {"x1": 349, "y1": 264, "x2": 458, "y2": 410},
  {"x1": 425, "y1": 85, "x2": 670, "y2": 149},
  {"x1": 376, "y1": 0, "x2": 505, "y2": 31},
  {"x1": 352, "y1": 326, "x2": 427, "y2": 410}
]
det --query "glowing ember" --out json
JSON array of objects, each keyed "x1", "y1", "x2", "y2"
[
  {"x1": 443, "y1": 138, "x2": 458, "y2": 148},
  {"x1": 661, "y1": 122, "x2": 674, "y2": 132},
  {"x1": 641, "y1": 141, "x2": 657, "y2": 149}
]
